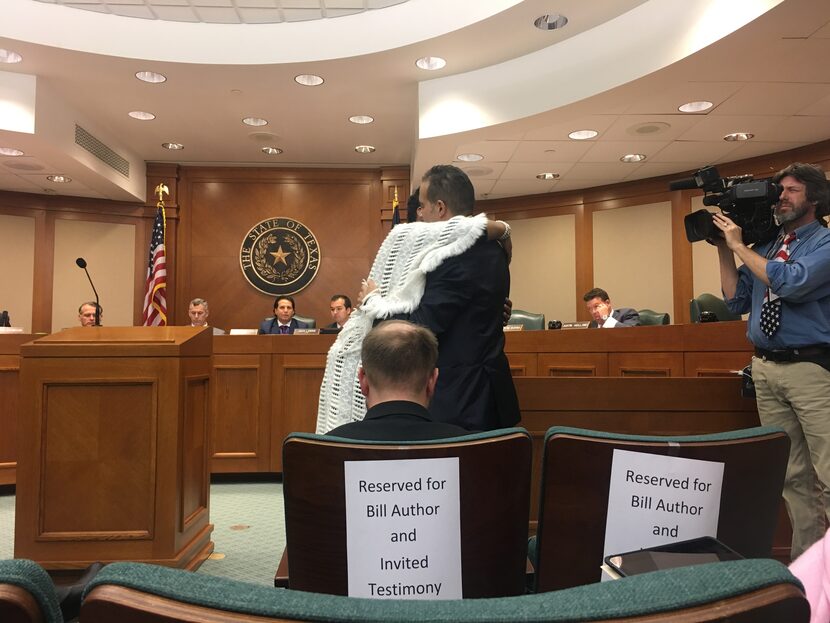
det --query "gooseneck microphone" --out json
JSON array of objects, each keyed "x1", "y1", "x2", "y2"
[{"x1": 75, "y1": 257, "x2": 101, "y2": 326}]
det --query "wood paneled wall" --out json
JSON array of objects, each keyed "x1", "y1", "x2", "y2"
[
  {"x1": 174, "y1": 166, "x2": 408, "y2": 331},
  {"x1": 3, "y1": 140, "x2": 830, "y2": 331}
]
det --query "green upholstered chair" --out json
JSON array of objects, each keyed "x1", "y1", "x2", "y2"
[
  {"x1": 282, "y1": 429, "x2": 532, "y2": 598},
  {"x1": 637, "y1": 308, "x2": 670, "y2": 325},
  {"x1": 292, "y1": 314, "x2": 316, "y2": 329},
  {"x1": 0, "y1": 559, "x2": 63, "y2": 623},
  {"x1": 690, "y1": 293, "x2": 742, "y2": 322},
  {"x1": 507, "y1": 309, "x2": 545, "y2": 330},
  {"x1": 531, "y1": 426, "x2": 789, "y2": 593},
  {"x1": 80, "y1": 559, "x2": 809, "y2": 622}
]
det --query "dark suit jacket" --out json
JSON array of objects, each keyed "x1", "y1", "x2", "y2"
[
  {"x1": 588, "y1": 307, "x2": 640, "y2": 328},
  {"x1": 396, "y1": 237, "x2": 520, "y2": 431},
  {"x1": 258, "y1": 317, "x2": 308, "y2": 334},
  {"x1": 326, "y1": 400, "x2": 469, "y2": 441}
]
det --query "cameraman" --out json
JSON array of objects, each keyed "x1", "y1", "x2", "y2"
[{"x1": 712, "y1": 162, "x2": 830, "y2": 559}]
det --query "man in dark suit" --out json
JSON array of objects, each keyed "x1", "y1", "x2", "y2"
[
  {"x1": 584, "y1": 288, "x2": 640, "y2": 328},
  {"x1": 327, "y1": 320, "x2": 468, "y2": 440},
  {"x1": 362, "y1": 165, "x2": 519, "y2": 431},
  {"x1": 258, "y1": 296, "x2": 308, "y2": 334},
  {"x1": 324, "y1": 294, "x2": 352, "y2": 331}
]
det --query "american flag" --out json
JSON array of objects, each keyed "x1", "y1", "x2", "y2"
[
  {"x1": 141, "y1": 206, "x2": 167, "y2": 326},
  {"x1": 391, "y1": 186, "x2": 400, "y2": 227}
]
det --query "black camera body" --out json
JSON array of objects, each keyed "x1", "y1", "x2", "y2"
[{"x1": 673, "y1": 165, "x2": 781, "y2": 245}]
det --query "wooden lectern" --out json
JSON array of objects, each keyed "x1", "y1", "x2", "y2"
[{"x1": 14, "y1": 327, "x2": 214, "y2": 571}]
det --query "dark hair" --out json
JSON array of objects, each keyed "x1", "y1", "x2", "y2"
[
  {"x1": 78, "y1": 301, "x2": 103, "y2": 315},
  {"x1": 421, "y1": 165, "x2": 475, "y2": 216},
  {"x1": 406, "y1": 187, "x2": 420, "y2": 222},
  {"x1": 330, "y1": 294, "x2": 352, "y2": 309},
  {"x1": 773, "y1": 162, "x2": 830, "y2": 224},
  {"x1": 361, "y1": 320, "x2": 438, "y2": 391},
  {"x1": 274, "y1": 296, "x2": 295, "y2": 311},
  {"x1": 583, "y1": 288, "x2": 610, "y2": 303}
]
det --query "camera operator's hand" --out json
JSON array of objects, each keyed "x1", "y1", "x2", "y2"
[{"x1": 712, "y1": 213, "x2": 744, "y2": 251}]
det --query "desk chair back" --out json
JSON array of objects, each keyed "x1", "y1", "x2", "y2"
[
  {"x1": 282, "y1": 428, "x2": 532, "y2": 597},
  {"x1": 533, "y1": 426, "x2": 789, "y2": 592}
]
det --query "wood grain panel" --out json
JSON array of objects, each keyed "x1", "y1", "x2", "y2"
[
  {"x1": 0, "y1": 334, "x2": 27, "y2": 485},
  {"x1": 506, "y1": 352, "x2": 537, "y2": 376},
  {"x1": 538, "y1": 353, "x2": 607, "y2": 376},
  {"x1": 609, "y1": 352, "x2": 684, "y2": 377},
  {"x1": 41, "y1": 381, "x2": 156, "y2": 538},
  {"x1": 685, "y1": 351, "x2": 752, "y2": 377},
  {"x1": 211, "y1": 355, "x2": 272, "y2": 473},
  {"x1": 272, "y1": 353, "x2": 327, "y2": 471},
  {"x1": 182, "y1": 374, "x2": 209, "y2": 531}
]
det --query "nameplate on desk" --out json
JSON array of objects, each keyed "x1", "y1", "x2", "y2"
[
  {"x1": 503, "y1": 325, "x2": 523, "y2": 332},
  {"x1": 229, "y1": 329, "x2": 258, "y2": 335},
  {"x1": 294, "y1": 328, "x2": 319, "y2": 335},
  {"x1": 0, "y1": 327, "x2": 24, "y2": 334},
  {"x1": 561, "y1": 322, "x2": 590, "y2": 329}
]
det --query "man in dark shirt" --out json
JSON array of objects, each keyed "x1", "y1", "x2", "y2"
[{"x1": 327, "y1": 320, "x2": 468, "y2": 441}]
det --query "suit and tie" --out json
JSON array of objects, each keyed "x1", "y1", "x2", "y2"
[
  {"x1": 397, "y1": 237, "x2": 520, "y2": 431},
  {"x1": 588, "y1": 307, "x2": 640, "y2": 328},
  {"x1": 258, "y1": 317, "x2": 309, "y2": 334}
]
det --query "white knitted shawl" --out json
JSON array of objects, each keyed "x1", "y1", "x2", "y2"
[{"x1": 315, "y1": 213, "x2": 488, "y2": 434}]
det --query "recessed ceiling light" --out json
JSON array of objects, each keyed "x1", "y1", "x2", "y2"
[
  {"x1": 456, "y1": 153, "x2": 483, "y2": 162},
  {"x1": 0, "y1": 49, "x2": 23, "y2": 64},
  {"x1": 349, "y1": 115, "x2": 374, "y2": 125},
  {"x1": 678, "y1": 100, "x2": 713, "y2": 113},
  {"x1": 295, "y1": 74, "x2": 324, "y2": 86},
  {"x1": 135, "y1": 71, "x2": 166, "y2": 84},
  {"x1": 536, "y1": 172, "x2": 560, "y2": 180},
  {"x1": 568, "y1": 129, "x2": 598, "y2": 140},
  {"x1": 355, "y1": 145, "x2": 376, "y2": 154},
  {"x1": 162, "y1": 142, "x2": 184, "y2": 150},
  {"x1": 47, "y1": 175, "x2": 71, "y2": 183},
  {"x1": 128, "y1": 111, "x2": 155, "y2": 121},
  {"x1": 620, "y1": 153, "x2": 647, "y2": 163},
  {"x1": 262, "y1": 147, "x2": 283, "y2": 155},
  {"x1": 723, "y1": 132, "x2": 754, "y2": 142},
  {"x1": 534, "y1": 14, "x2": 568, "y2": 30},
  {"x1": 243, "y1": 117, "x2": 268, "y2": 127},
  {"x1": 0, "y1": 147, "x2": 24, "y2": 156},
  {"x1": 415, "y1": 56, "x2": 447, "y2": 71}
]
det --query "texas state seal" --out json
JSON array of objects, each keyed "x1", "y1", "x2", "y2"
[{"x1": 240, "y1": 217, "x2": 320, "y2": 295}]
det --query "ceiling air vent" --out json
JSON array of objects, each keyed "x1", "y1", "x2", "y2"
[{"x1": 74, "y1": 125, "x2": 130, "y2": 178}]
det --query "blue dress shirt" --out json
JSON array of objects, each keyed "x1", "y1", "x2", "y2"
[{"x1": 725, "y1": 220, "x2": 830, "y2": 349}]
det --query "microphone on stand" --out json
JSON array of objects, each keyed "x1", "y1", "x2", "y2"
[{"x1": 75, "y1": 257, "x2": 101, "y2": 326}]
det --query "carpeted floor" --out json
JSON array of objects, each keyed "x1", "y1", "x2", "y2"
[{"x1": 0, "y1": 481, "x2": 286, "y2": 586}]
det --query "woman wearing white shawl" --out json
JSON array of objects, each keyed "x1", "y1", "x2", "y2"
[{"x1": 316, "y1": 214, "x2": 507, "y2": 434}]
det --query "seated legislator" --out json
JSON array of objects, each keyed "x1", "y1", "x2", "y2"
[
  {"x1": 324, "y1": 294, "x2": 352, "y2": 331},
  {"x1": 258, "y1": 296, "x2": 309, "y2": 335},
  {"x1": 327, "y1": 320, "x2": 469, "y2": 441},
  {"x1": 78, "y1": 301, "x2": 102, "y2": 327},
  {"x1": 583, "y1": 287, "x2": 640, "y2": 328},
  {"x1": 188, "y1": 297, "x2": 225, "y2": 335}
]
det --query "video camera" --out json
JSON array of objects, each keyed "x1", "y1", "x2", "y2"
[{"x1": 672, "y1": 165, "x2": 781, "y2": 245}]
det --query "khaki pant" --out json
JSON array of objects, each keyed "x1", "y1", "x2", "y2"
[{"x1": 752, "y1": 356, "x2": 830, "y2": 558}]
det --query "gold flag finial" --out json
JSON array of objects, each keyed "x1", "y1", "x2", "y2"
[{"x1": 154, "y1": 183, "x2": 169, "y2": 203}]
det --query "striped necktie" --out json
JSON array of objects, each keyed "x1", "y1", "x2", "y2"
[{"x1": 759, "y1": 232, "x2": 795, "y2": 338}]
